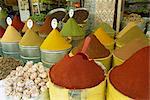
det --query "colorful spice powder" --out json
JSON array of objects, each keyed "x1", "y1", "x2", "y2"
[
  {"x1": 94, "y1": 22, "x2": 115, "y2": 38},
  {"x1": 116, "y1": 22, "x2": 137, "y2": 39},
  {"x1": 116, "y1": 23, "x2": 146, "y2": 47},
  {"x1": 50, "y1": 53, "x2": 105, "y2": 89},
  {"x1": 19, "y1": 29, "x2": 44, "y2": 46},
  {"x1": 1, "y1": 26, "x2": 22, "y2": 42},
  {"x1": 94, "y1": 27, "x2": 114, "y2": 46},
  {"x1": 39, "y1": 16, "x2": 53, "y2": 35},
  {"x1": 72, "y1": 35, "x2": 110, "y2": 59},
  {"x1": 12, "y1": 15, "x2": 25, "y2": 31},
  {"x1": 60, "y1": 18, "x2": 85, "y2": 37},
  {"x1": 0, "y1": 25, "x2": 5, "y2": 38},
  {"x1": 114, "y1": 38, "x2": 149, "y2": 61},
  {"x1": 110, "y1": 46, "x2": 149, "y2": 99},
  {"x1": 63, "y1": 8, "x2": 89, "y2": 24},
  {"x1": 40, "y1": 29, "x2": 72, "y2": 51},
  {"x1": 22, "y1": 19, "x2": 40, "y2": 33}
]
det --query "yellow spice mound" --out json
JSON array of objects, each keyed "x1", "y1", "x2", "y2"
[
  {"x1": 1, "y1": 26, "x2": 22, "y2": 42},
  {"x1": 94, "y1": 28, "x2": 114, "y2": 46},
  {"x1": 116, "y1": 22, "x2": 137, "y2": 39},
  {"x1": 40, "y1": 29, "x2": 72, "y2": 51},
  {"x1": 19, "y1": 29, "x2": 44, "y2": 46}
]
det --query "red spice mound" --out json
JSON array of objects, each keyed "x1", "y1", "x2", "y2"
[
  {"x1": 72, "y1": 35, "x2": 110, "y2": 59},
  {"x1": 50, "y1": 53, "x2": 105, "y2": 89},
  {"x1": 0, "y1": 25, "x2": 5, "y2": 38},
  {"x1": 110, "y1": 46, "x2": 149, "y2": 99},
  {"x1": 12, "y1": 15, "x2": 25, "y2": 31}
]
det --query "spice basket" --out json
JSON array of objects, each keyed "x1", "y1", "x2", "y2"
[
  {"x1": 20, "y1": 55, "x2": 41, "y2": 64},
  {"x1": 112, "y1": 53, "x2": 124, "y2": 67},
  {"x1": 2, "y1": 51, "x2": 20, "y2": 59},
  {"x1": 41, "y1": 48, "x2": 71, "y2": 67},
  {"x1": 1, "y1": 42, "x2": 20, "y2": 52},
  {"x1": 106, "y1": 74, "x2": 132, "y2": 100},
  {"x1": 19, "y1": 45, "x2": 40, "y2": 57},
  {"x1": 47, "y1": 78, "x2": 106, "y2": 100}
]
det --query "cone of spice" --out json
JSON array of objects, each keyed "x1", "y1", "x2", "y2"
[
  {"x1": 113, "y1": 38, "x2": 149, "y2": 67},
  {"x1": 12, "y1": 15, "x2": 25, "y2": 31},
  {"x1": 116, "y1": 22, "x2": 146, "y2": 48},
  {"x1": 19, "y1": 19, "x2": 43, "y2": 63},
  {"x1": 107, "y1": 46, "x2": 149, "y2": 100},
  {"x1": 70, "y1": 35, "x2": 111, "y2": 71},
  {"x1": 1, "y1": 17, "x2": 22, "y2": 43},
  {"x1": 40, "y1": 19, "x2": 72, "y2": 67},
  {"x1": 48, "y1": 52, "x2": 106, "y2": 99},
  {"x1": 94, "y1": 22, "x2": 115, "y2": 38},
  {"x1": 1, "y1": 17, "x2": 22, "y2": 59},
  {"x1": 39, "y1": 16, "x2": 53, "y2": 37},
  {"x1": 94, "y1": 27, "x2": 114, "y2": 51},
  {"x1": 22, "y1": 18, "x2": 40, "y2": 33},
  {"x1": 19, "y1": 20, "x2": 43, "y2": 46}
]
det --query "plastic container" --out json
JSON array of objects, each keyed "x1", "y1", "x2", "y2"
[
  {"x1": 2, "y1": 51, "x2": 20, "y2": 59},
  {"x1": 19, "y1": 46, "x2": 40, "y2": 57},
  {"x1": 20, "y1": 55, "x2": 41, "y2": 64},
  {"x1": 1, "y1": 42, "x2": 20, "y2": 52},
  {"x1": 47, "y1": 79, "x2": 106, "y2": 100},
  {"x1": 112, "y1": 53, "x2": 124, "y2": 67},
  {"x1": 41, "y1": 48, "x2": 71, "y2": 67}
]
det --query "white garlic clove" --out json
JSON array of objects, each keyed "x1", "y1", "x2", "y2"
[
  {"x1": 38, "y1": 82, "x2": 45, "y2": 87},
  {"x1": 26, "y1": 61, "x2": 33, "y2": 67},
  {"x1": 34, "y1": 77, "x2": 41, "y2": 84},
  {"x1": 40, "y1": 86, "x2": 48, "y2": 92},
  {"x1": 40, "y1": 72, "x2": 47, "y2": 79},
  {"x1": 16, "y1": 66, "x2": 23, "y2": 71},
  {"x1": 30, "y1": 72, "x2": 37, "y2": 80}
]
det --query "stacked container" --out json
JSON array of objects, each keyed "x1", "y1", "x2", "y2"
[
  {"x1": 40, "y1": 19, "x2": 72, "y2": 67},
  {"x1": 1, "y1": 17, "x2": 22, "y2": 59},
  {"x1": 61, "y1": 9, "x2": 85, "y2": 47},
  {"x1": 19, "y1": 19, "x2": 44, "y2": 63}
]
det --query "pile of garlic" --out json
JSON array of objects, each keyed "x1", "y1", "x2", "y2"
[
  {"x1": 4, "y1": 61, "x2": 48, "y2": 100},
  {"x1": 124, "y1": 13, "x2": 144, "y2": 24}
]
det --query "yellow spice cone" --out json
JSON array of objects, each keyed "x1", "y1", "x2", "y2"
[
  {"x1": 116, "y1": 22, "x2": 137, "y2": 39},
  {"x1": 93, "y1": 28, "x2": 114, "y2": 51},
  {"x1": 40, "y1": 29, "x2": 72, "y2": 51},
  {"x1": 1, "y1": 26, "x2": 22, "y2": 42}
]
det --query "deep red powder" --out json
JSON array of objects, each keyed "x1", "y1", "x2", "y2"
[
  {"x1": 72, "y1": 35, "x2": 110, "y2": 59},
  {"x1": 110, "y1": 46, "x2": 150, "y2": 100},
  {"x1": 50, "y1": 53, "x2": 105, "y2": 89},
  {"x1": 12, "y1": 15, "x2": 25, "y2": 31},
  {"x1": 0, "y1": 25, "x2": 5, "y2": 38}
]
